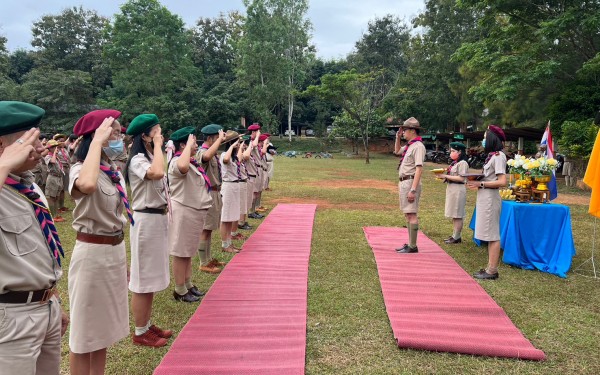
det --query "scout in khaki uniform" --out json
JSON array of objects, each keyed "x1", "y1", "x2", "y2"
[
  {"x1": 246, "y1": 123, "x2": 264, "y2": 220},
  {"x1": 466, "y1": 125, "x2": 507, "y2": 280},
  {"x1": 197, "y1": 124, "x2": 227, "y2": 274},
  {"x1": 255, "y1": 132, "x2": 271, "y2": 212},
  {"x1": 168, "y1": 126, "x2": 212, "y2": 302},
  {"x1": 394, "y1": 117, "x2": 426, "y2": 253},
  {"x1": 439, "y1": 142, "x2": 469, "y2": 244},
  {"x1": 44, "y1": 139, "x2": 66, "y2": 222},
  {"x1": 220, "y1": 131, "x2": 250, "y2": 253},
  {"x1": 53, "y1": 133, "x2": 71, "y2": 213},
  {"x1": 68, "y1": 109, "x2": 131, "y2": 374},
  {"x1": 235, "y1": 137, "x2": 252, "y2": 232},
  {"x1": 238, "y1": 133, "x2": 259, "y2": 230},
  {"x1": 124, "y1": 114, "x2": 172, "y2": 347},
  {"x1": 0, "y1": 101, "x2": 69, "y2": 375}
]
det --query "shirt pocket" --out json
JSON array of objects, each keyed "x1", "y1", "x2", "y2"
[
  {"x1": 99, "y1": 183, "x2": 119, "y2": 211},
  {"x1": 0, "y1": 215, "x2": 38, "y2": 256}
]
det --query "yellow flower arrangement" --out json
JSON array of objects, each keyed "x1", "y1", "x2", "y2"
[{"x1": 507, "y1": 155, "x2": 557, "y2": 177}]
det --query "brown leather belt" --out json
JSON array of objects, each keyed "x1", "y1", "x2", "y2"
[
  {"x1": 247, "y1": 174, "x2": 257, "y2": 178},
  {"x1": 135, "y1": 207, "x2": 167, "y2": 215},
  {"x1": 76, "y1": 232, "x2": 124, "y2": 246},
  {"x1": 399, "y1": 175, "x2": 414, "y2": 182},
  {"x1": 0, "y1": 287, "x2": 55, "y2": 304},
  {"x1": 212, "y1": 185, "x2": 221, "y2": 192},
  {"x1": 447, "y1": 181, "x2": 464, "y2": 184}
]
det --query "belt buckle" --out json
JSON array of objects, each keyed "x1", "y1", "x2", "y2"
[
  {"x1": 116, "y1": 232, "x2": 125, "y2": 245},
  {"x1": 40, "y1": 287, "x2": 55, "y2": 304}
]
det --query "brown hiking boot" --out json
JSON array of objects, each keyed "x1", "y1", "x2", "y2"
[
  {"x1": 200, "y1": 263, "x2": 221, "y2": 274},
  {"x1": 209, "y1": 258, "x2": 226, "y2": 267},
  {"x1": 149, "y1": 324, "x2": 173, "y2": 339},
  {"x1": 231, "y1": 233, "x2": 247, "y2": 241},
  {"x1": 222, "y1": 245, "x2": 240, "y2": 253},
  {"x1": 53, "y1": 216, "x2": 66, "y2": 223},
  {"x1": 132, "y1": 330, "x2": 168, "y2": 347}
]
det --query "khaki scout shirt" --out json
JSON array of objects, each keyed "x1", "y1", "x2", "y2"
[
  {"x1": 128, "y1": 154, "x2": 168, "y2": 211},
  {"x1": 168, "y1": 156, "x2": 212, "y2": 210},
  {"x1": 69, "y1": 162, "x2": 127, "y2": 236},
  {"x1": 0, "y1": 173, "x2": 61, "y2": 294},
  {"x1": 482, "y1": 152, "x2": 507, "y2": 182},
  {"x1": 246, "y1": 147, "x2": 259, "y2": 176},
  {"x1": 399, "y1": 142, "x2": 426, "y2": 178},
  {"x1": 220, "y1": 153, "x2": 239, "y2": 182},
  {"x1": 197, "y1": 147, "x2": 221, "y2": 187}
]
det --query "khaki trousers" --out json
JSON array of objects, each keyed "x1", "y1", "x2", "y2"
[{"x1": 0, "y1": 296, "x2": 61, "y2": 375}]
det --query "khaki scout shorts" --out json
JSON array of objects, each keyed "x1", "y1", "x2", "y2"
[{"x1": 398, "y1": 179, "x2": 421, "y2": 214}]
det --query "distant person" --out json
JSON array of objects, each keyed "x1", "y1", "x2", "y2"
[
  {"x1": 44, "y1": 140, "x2": 66, "y2": 222},
  {"x1": 466, "y1": 125, "x2": 507, "y2": 280},
  {"x1": 394, "y1": 117, "x2": 426, "y2": 253},
  {"x1": 439, "y1": 142, "x2": 469, "y2": 244}
]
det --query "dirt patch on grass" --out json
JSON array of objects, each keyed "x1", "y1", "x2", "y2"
[
  {"x1": 268, "y1": 197, "x2": 388, "y2": 211},
  {"x1": 304, "y1": 179, "x2": 397, "y2": 193},
  {"x1": 553, "y1": 194, "x2": 590, "y2": 206}
]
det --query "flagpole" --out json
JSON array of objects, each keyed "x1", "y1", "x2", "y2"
[{"x1": 574, "y1": 217, "x2": 598, "y2": 279}]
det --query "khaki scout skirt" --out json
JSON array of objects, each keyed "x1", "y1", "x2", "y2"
[
  {"x1": 45, "y1": 174, "x2": 63, "y2": 198},
  {"x1": 203, "y1": 189, "x2": 223, "y2": 231},
  {"x1": 445, "y1": 184, "x2": 467, "y2": 219},
  {"x1": 68, "y1": 241, "x2": 129, "y2": 353},
  {"x1": 246, "y1": 177, "x2": 255, "y2": 212},
  {"x1": 129, "y1": 212, "x2": 170, "y2": 293},
  {"x1": 221, "y1": 181, "x2": 241, "y2": 222},
  {"x1": 168, "y1": 200, "x2": 207, "y2": 258},
  {"x1": 398, "y1": 179, "x2": 421, "y2": 214},
  {"x1": 253, "y1": 172, "x2": 262, "y2": 194},
  {"x1": 474, "y1": 188, "x2": 502, "y2": 241},
  {"x1": 239, "y1": 181, "x2": 248, "y2": 216}
]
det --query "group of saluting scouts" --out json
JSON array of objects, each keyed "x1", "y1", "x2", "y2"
[
  {"x1": 0, "y1": 101, "x2": 275, "y2": 375},
  {"x1": 394, "y1": 117, "x2": 507, "y2": 281}
]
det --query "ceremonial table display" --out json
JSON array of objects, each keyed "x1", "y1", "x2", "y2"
[{"x1": 469, "y1": 200, "x2": 576, "y2": 278}]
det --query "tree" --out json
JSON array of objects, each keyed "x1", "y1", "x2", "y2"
[
  {"x1": 306, "y1": 69, "x2": 391, "y2": 164},
  {"x1": 8, "y1": 49, "x2": 35, "y2": 84},
  {"x1": 237, "y1": 0, "x2": 313, "y2": 139},
  {"x1": 31, "y1": 6, "x2": 110, "y2": 94},
  {"x1": 0, "y1": 35, "x2": 19, "y2": 100},
  {"x1": 102, "y1": 0, "x2": 199, "y2": 130}
]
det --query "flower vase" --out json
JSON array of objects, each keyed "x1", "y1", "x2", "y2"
[{"x1": 535, "y1": 175, "x2": 551, "y2": 191}]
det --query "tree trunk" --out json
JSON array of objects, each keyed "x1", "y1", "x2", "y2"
[
  {"x1": 288, "y1": 86, "x2": 294, "y2": 142},
  {"x1": 363, "y1": 133, "x2": 370, "y2": 164}
]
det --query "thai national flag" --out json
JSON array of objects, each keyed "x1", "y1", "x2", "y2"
[{"x1": 540, "y1": 121, "x2": 558, "y2": 200}]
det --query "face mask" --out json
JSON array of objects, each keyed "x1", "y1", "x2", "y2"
[
  {"x1": 482, "y1": 140, "x2": 486, "y2": 148},
  {"x1": 103, "y1": 139, "x2": 123, "y2": 159},
  {"x1": 450, "y1": 151, "x2": 459, "y2": 161}
]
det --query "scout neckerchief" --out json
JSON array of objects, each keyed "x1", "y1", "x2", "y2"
[
  {"x1": 483, "y1": 151, "x2": 499, "y2": 172},
  {"x1": 4, "y1": 177, "x2": 65, "y2": 266},
  {"x1": 99, "y1": 164, "x2": 135, "y2": 225},
  {"x1": 398, "y1": 136, "x2": 423, "y2": 170},
  {"x1": 201, "y1": 143, "x2": 222, "y2": 184},
  {"x1": 174, "y1": 151, "x2": 212, "y2": 192},
  {"x1": 147, "y1": 150, "x2": 173, "y2": 223}
]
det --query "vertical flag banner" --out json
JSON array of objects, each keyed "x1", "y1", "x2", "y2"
[
  {"x1": 540, "y1": 121, "x2": 558, "y2": 200},
  {"x1": 583, "y1": 127, "x2": 600, "y2": 218}
]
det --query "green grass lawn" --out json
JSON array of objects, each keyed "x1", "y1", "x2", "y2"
[{"x1": 56, "y1": 153, "x2": 599, "y2": 374}]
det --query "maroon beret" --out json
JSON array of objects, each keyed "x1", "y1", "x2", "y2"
[
  {"x1": 248, "y1": 123, "x2": 261, "y2": 131},
  {"x1": 258, "y1": 133, "x2": 271, "y2": 141},
  {"x1": 488, "y1": 125, "x2": 506, "y2": 141},
  {"x1": 121, "y1": 126, "x2": 127, "y2": 134},
  {"x1": 73, "y1": 109, "x2": 121, "y2": 136}
]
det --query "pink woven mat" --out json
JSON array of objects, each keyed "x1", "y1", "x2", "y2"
[
  {"x1": 363, "y1": 226, "x2": 546, "y2": 361},
  {"x1": 154, "y1": 204, "x2": 317, "y2": 375}
]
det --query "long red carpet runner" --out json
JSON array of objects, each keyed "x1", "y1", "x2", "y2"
[
  {"x1": 363, "y1": 227, "x2": 546, "y2": 360},
  {"x1": 154, "y1": 204, "x2": 317, "y2": 375}
]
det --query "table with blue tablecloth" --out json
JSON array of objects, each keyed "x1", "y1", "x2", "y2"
[{"x1": 469, "y1": 200, "x2": 576, "y2": 278}]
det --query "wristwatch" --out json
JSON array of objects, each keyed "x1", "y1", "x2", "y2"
[
  {"x1": 410, "y1": 189, "x2": 417, "y2": 193},
  {"x1": 480, "y1": 182, "x2": 485, "y2": 188}
]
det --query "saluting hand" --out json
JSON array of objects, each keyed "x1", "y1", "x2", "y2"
[
  {"x1": 93, "y1": 117, "x2": 115, "y2": 145},
  {"x1": 152, "y1": 128, "x2": 164, "y2": 148},
  {"x1": 218, "y1": 129, "x2": 226, "y2": 142},
  {"x1": 185, "y1": 134, "x2": 196, "y2": 150},
  {"x1": 0, "y1": 128, "x2": 40, "y2": 172}
]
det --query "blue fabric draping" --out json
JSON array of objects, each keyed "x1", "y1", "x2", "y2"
[{"x1": 469, "y1": 201, "x2": 576, "y2": 278}]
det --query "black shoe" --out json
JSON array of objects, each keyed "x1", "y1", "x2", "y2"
[
  {"x1": 396, "y1": 244, "x2": 418, "y2": 253},
  {"x1": 444, "y1": 237, "x2": 462, "y2": 244},
  {"x1": 254, "y1": 212, "x2": 264, "y2": 218},
  {"x1": 173, "y1": 291, "x2": 200, "y2": 302},
  {"x1": 188, "y1": 285, "x2": 205, "y2": 297},
  {"x1": 248, "y1": 212, "x2": 263, "y2": 219},
  {"x1": 238, "y1": 223, "x2": 252, "y2": 230},
  {"x1": 473, "y1": 269, "x2": 499, "y2": 280}
]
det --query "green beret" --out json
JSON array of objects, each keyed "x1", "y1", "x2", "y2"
[
  {"x1": 170, "y1": 126, "x2": 196, "y2": 142},
  {"x1": 450, "y1": 142, "x2": 466, "y2": 150},
  {"x1": 127, "y1": 114, "x2": 160, "y2": 136},
  {"x1": 201, "y1": 123, "x2": 223, "y2": 135},
  {"x1": 242, "y1": 135, "x2": 251, "y2": 141},
  {"x1": 0, "y1": 101, "x2": 45, "y2": 136}
]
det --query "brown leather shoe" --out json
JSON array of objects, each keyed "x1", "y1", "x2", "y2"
[
  {"x1": 149, "y1": 324, "x2": 173, "y2": 339},
  {"x1": 132, "y1": 330, "x2": 168, "y2": 347},
  {"x1": 231, "y1": 233, "x2": 247, "y2": 240},
  {"x1": 209, "y1": 258, "x2": 226, "y2": 267},
  {"x1": 200, "y1": 264, "x2": 221, "y2": 274},
  {"x1": 222, "y1": 245, "x2": 240, "y2": 253},
  {"x1": 444, "y1": 237, "x2": 462, "y2": 244},
  {"x1": 53, "y1": 216, "x2": 66, "y2": 223},
  {"x1": 59, "y1": 207, "x2": 70, "y2": 212},
  {"x1": 473, "y1": 269, "x2": 499, "y2": 280}
]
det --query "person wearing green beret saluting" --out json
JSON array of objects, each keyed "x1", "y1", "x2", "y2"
[
  {"x1": 68, "y1": 109, "x2": 132, "y2": 374},
  {"x1": 123, "y1": 114, "x2": 172, "y2": 347},
  {"x1": 167, "y1": 126, "x2": 212, "y2": 302},
  {"x1": 197, "y1": 124, "x2": 227, "y2": 274},
  {"x1": 0, "y1": 101, "x2": 70, "y2": 375},
  {"x1": 439, "y1": 142, "x2": 470, "y2": 244}
]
